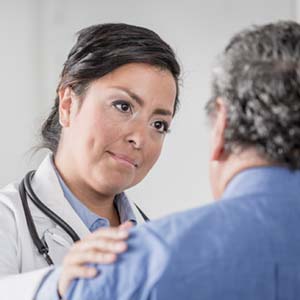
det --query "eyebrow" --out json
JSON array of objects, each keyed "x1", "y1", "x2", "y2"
[{"x1": 112, "y1": 86, "x2": 173, "y2": 116}]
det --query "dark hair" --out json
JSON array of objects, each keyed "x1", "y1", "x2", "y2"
[
  {"x1": 41, "y1": 23, "x2": 180, "y2": 153},
  {"x1": 206, "y1": 21, "x2": 300, "y2": 169}
]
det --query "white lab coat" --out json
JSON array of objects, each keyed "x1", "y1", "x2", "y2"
[{"x1": 0, "y1": 155, "x2": 145, "y2": 300}]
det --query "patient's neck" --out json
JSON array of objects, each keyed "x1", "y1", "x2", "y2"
[{"x1": 219, "y1": 148, "x2": 271, "y2": 198}]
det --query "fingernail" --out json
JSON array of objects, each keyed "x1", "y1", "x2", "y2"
[
  {"x1": 119, "y1": 221, "x2": 134, "y2": 229},
  {"x1": 114, "y1": 242, "x2": 126, "y2": 251},
  {"x1": 88, "y1": 268, "x2": 97, "y2": 276},
  {"x1": 104, "y1": 253, "x2": 116, "y2": 261},
  {"x1": 117, "y1": 230, "x2": 129, "y2": 238}
]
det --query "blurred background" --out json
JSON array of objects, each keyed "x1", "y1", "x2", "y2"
[{"x1": 0, "y1": 0, "x2": 296, "y2": 218}]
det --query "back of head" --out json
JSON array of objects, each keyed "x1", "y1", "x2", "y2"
[{"x1": 206, "y1": 21, "x2": 300, "y2": 169}]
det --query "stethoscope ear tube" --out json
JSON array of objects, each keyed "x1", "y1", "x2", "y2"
[
  {"x1": 19, "y1": 173, "x2": 54, "y2": 265},
  {"x1": 134, "y1": 203, "x2": 150, "y2": 222},
  {"x1": 20, "y1": 170, "x2": 80, "y2": 266},
  {"x1": 23, "y1": 171, "x2": 80, "y2": 243}
]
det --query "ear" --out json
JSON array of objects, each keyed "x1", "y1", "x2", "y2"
[
  {"x1": 210, "y1": 97, "x2": 227, "y2": 161},
  {"x1": 58, "y1": 87, "x2": 73, "y2": 127}
]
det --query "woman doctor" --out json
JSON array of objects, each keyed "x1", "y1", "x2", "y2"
[{"x1": 0, "y1": 23, "x2": 180, "y2": 300}]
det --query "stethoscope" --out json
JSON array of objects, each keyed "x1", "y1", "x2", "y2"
[{"x1": 19, "y1": 170, "x2": 149, "y2": 266}]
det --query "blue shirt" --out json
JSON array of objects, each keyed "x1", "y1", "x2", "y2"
[
  {"x1": 36, "y1": 162, "x2": 137, "y2": 300},
  {"x1": 56, "y1": 170, "x2": 137, "y2": 231},
  {"x1": 66, "y1": 167, "x2": 300, "y2": 300}
]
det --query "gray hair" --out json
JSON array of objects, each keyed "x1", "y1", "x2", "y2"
[{"x1": 206, "y1": 21, "x2": 300, "y2": 169}]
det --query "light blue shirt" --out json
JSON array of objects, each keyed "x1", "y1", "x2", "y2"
[
  {"x1": 66, "y1": 167, "x2": 300, "y2": 300},
  {"x1": 56, "y1": 171, "x2": 137, "y2": 231},
  {"x1": 36, "y1": 162, "x2": 137, "y2": 300}
]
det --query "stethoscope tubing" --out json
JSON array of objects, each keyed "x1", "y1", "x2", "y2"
[
  {"x1": 24, "y1": 171, "x2": 80, "y2": 242},
  {"x1": 19, "y1": 170, "x2": 149, "y2": 266}
]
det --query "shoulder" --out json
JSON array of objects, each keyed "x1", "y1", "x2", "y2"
[
  {"x1": 143, "y1": 200, "x2": 229, "y2": 245},
  {"x1": 0, "y1": 181, "x2": 22, "y2": 217},
  {"x1": 143, "y1": 193, "x2": 278, "y2": 260},
  {"x1": 0, "y1": 181, "x2": 27, "y2": 246}
]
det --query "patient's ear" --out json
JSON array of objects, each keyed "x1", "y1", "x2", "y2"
[
  {"x1": 58, "y1": 87, "x2": 73, "y2": 127},
  {"x1": 210, "y1": 97, "x2": 227, "y2": 161}
]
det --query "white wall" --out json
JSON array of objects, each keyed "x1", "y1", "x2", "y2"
[
  {"x1": 0, "y1": 0, "x2": 43, "y2": 184},
  {"x1": 0, "y1": 0, "x2": 295, "y2": 218}
]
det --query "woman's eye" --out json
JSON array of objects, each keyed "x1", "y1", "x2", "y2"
[
  {"x1": 152, "y1": 121, "x2": 169, "y2": 134},
  {"x1": 113, "y1": 101, "x2": 132, "y2": 113}
]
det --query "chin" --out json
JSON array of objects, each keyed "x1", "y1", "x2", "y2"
[
  {"x1": 91, "y1": 170, "x2": 133, "y2": 193},
  {"x1": 97, "y1": 181, "x2": 132, "y2": 195}
]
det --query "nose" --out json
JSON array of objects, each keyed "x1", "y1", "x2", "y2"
[{"x1": 125, "y1": 121, "x2": 147, "y2": 150}]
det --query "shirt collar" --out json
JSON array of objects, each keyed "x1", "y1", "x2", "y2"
[
  {"x1": 115, "y1": 193, "x2": 137, "y2": 225},
  {"x1": 222, "y1": 166, "x2": 300, "y2": 200},
  {"x1": 50, "y1": 157, "x2": 137, "y2": 231}
]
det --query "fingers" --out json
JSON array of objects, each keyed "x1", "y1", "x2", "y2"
[
  {"x1": 65, "y1": 265, "x2": 97, "y2": 279},
  {"x1": 86, "y1": 227, "x2": 129, "y2": 240},
  {"x1": 58, "y1": 225, "x2": 132, "y2": 297},
  {"x1": 65, "y1": 226, "x2": 131, "y2": 265},
  {"x1": 71, "y1": 235, "x2": 128, "y2": 254},
  {"x1": 68, "y1": 250, "x2": 117, "y2": 265},
  {"x1": 119, "y1": 221, "x2": 134, "y2": 230},
  {"x1": 59, "y1": 266, "x2": 97, "y2": 297}
]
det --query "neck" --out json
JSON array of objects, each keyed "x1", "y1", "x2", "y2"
[
  {"x1": 53, "y1": 154, "x2": 121, "y2": 227},
  {"x1": 217, "y1": 148, "x2": 271, "y2": 198}
]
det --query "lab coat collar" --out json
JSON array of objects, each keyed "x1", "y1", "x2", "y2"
[
  {"x1": 31, "y1": 154, "x2": 90, "y2": 239},
  {"x1": 30, "y1": 154, "x2": 145, "y2": 238}
]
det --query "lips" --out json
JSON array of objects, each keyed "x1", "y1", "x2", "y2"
[{"x1": 108, "y1": 151, "x2": 139, "y2": 168}]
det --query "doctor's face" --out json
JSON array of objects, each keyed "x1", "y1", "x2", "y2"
[{"x1": 58, "y1": 63, "x2": 177, "y2": 196}]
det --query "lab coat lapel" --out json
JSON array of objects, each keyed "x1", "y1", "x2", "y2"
[
  {"x1": 31, "y1": 154, "x2": 146, "y2": 233},
  {"x1": 30, "y1": 154, "x2": 90, "y2": 239}
]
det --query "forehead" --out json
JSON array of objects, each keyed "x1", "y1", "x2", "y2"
[
  {"x1": 86, "y1": 63, "x2": 177, "y2": 110},
  {"x1": 100, "y1": 63, "x2": 175, "y2": 86}
]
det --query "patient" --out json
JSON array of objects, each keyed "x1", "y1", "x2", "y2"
[{"x1": 66, "y1": 20, "x2": 300, "y2": 300}]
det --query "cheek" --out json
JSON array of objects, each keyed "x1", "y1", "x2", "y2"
[
  {"x1": 147, "y1": 144, "x2": 162, "y2": 166},
  {"x1": 140, "y1": 141, "x2": 163, "y2": 175},
  {"x1": 84, "y1": 114, "x2": 122, "y2": 152}
]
